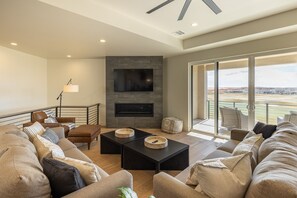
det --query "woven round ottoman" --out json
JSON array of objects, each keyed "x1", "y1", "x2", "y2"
[{"x1": 161, "y1": 117, "x2": 183, "y2": 134}]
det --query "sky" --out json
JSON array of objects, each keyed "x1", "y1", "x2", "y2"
[{"x1": 207, "y1": 63, "x2": 297, "y2": 88}]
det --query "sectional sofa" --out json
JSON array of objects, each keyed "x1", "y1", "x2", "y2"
[
  {"x1": 0, "y1": 125, "x2": 132, "y2": 198},
  {"x1": 154, "y1": 122, "x2": 297, "y2": 198}
]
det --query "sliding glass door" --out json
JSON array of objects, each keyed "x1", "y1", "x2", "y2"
[
  {"x1": 192, "y1": 51, "x2": 297, "y2": 137},
  {"x1": 255, "y1": 52, "x2": 297, "y2": 124},
  {"x1": 218, "y1": 59, "x2": 250, "y2": 137}
]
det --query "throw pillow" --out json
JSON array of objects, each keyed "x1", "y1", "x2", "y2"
[
  {"x1": 232, "y1": 134, "x2": 264, "y2": 170},
  {"x1": 244, "y1": 131, "x2": 256, "y2": 139},
  {"x1": 41, "y1": 128, "x2": 59, "y2": 144},
  {"x1": 55, "y1": 157, "x2": 101, "y2": 185},
  {"x1": 33, "y1": 135, "x2": 65, "y2": 160},
  {"x1": 44, "y1": 116, "x2": 58, "y2": 124},
  {"x1": 42, "y1": 158, "x2": 86, "y2": 198},
  {"x1": 23, "y1": 122, "x2": 45, "y2": 142},
  {"x1": 187, "y1": 153, "x2": 252, "y2": 198},
  {"x1": 252, "y1": 122, "x2": 277, "y2": 139}
]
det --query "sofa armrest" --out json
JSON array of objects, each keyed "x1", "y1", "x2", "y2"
[
  {"x1": 51, "y1": 127, "x2": 65, "y2": 139},
  {"x1": 57, "y1": 117, "x2": 76, "y2": 123},
  {"x1": 153, "y1": 172, "x2": 208, "y2": 198},
  {"x1": 230, "y1": 129, "x2": 249, "y2": 141},
  {"x1": 63, "y1": 170, "x2": 133, "y2": 198}
]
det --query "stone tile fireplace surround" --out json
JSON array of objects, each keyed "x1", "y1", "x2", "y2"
[{"x1": 106, "y1": 56, "x2": 163, "y2": 128}]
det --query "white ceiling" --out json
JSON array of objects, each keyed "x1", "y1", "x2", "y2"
[
  {"x1": 0, "y1": 0, "x2": 297, "y2": 59},
  {"x1": 96, "y1": 0, "x2": 297, "y2": 39}
]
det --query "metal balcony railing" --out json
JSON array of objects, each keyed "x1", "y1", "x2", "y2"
[
  {"x1": 0, "y1": 103, "x2": 100, "y2": 128},
  {"x1": 207, "y1": 100, "x2": 297, "y2": 124}
]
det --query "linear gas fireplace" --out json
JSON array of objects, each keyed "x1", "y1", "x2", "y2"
[{"x1": 115, "y1": 103, "x2": 154, "y2": 117}]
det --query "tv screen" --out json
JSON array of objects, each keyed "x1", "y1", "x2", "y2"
[{"x1": 114, "y1": 69, "x2": 153, "y2": 92}]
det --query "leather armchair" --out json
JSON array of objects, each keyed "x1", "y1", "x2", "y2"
[{"x1": 23, "y1": 111, "x2": 76, "y2": 137}]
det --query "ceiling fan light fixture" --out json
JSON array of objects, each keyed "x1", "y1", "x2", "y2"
[
  {"x1": 202, "y1": 0, "x2": 222, "y2": 14},
  {"x1": 147, "y1": 0, "x2": 175, "y2": 14}
]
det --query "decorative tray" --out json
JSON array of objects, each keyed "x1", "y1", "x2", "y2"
[
  {"x1": 144, "y1": 136, "x2": 168, "y2": 149},
  {"x1": 115, "y1": 128, "x2": 135, "y2": 138}
]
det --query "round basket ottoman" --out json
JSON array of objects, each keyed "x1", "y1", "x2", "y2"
[{"x1": 161, "y1": 117, "x2": 183, "y2": 134}]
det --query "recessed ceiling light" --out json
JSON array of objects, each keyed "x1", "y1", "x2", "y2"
[
  {"x1": 192, "y1": 23, "x2": 198, "y2": 27},
  {"x1": 100, "y1": 39, "x2": 106, "y2": 43},
  {"x1": 67, "y1": 55, "x2": 71, "y2": 58},
  {"x1": 10, "y1": 42, "x2": 18, "y2": 46}
]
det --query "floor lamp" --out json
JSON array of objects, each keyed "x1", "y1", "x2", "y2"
[{"x1": 56, "y1": 78, "x2": 79, "y2": 117}]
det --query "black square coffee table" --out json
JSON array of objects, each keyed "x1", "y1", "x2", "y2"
[
  {"x1": 100, "y1": 128, "x2": 151, "y2": 155},
  {"x1": 122, "y1": 138, "x2": 189, "y2": 173}
]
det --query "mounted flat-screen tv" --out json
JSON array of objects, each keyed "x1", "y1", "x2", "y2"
[{"x1": 114, "y1": 69, "x2": 153, "y2": 92}]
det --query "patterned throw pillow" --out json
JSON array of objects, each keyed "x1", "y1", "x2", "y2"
[
  {"x1": 33, "y1": 135, "x2": 65, "y2": 160},
  {"x1": 44, "y1": 116, "x2": 58, "y2": 123},
  {"x1": 41, "y1": 128, "x2": 59, "y2": 144},
  {"x1": 23, "y1": 122, "x2": 45, "y2": 142},
  {"x1": 55, "y1": 157, "x2": 101, "y2": 185},
  {"x1": 187, "y1": 153, "x2": 252, "y2": 198}
]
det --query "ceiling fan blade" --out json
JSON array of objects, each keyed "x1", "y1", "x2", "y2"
[
  {"x1": 147, "y1": 0, "x2": 175, "y2": 14},
  {"x1": 202, "y1": 0, "x2": 222, "y2": 14},
  {"x1": 178, "y1": 0, "x2": 192, "y2": 21}
]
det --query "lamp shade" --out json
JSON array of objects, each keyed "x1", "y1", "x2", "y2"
[{"x1": 63, "y1": 84, "x2": 79, "y2": 92}]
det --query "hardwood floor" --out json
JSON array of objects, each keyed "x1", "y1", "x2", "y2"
[{"x1": 79, "y1": 128, "x2": 222, "y2": 198}]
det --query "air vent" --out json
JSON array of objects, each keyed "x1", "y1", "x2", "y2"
[{"x1": 173, "y1": 30, "x2": 185, "y2": 36}]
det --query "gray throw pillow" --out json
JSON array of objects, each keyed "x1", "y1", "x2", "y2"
[
  {"x1": 41, "y1": 128, "x2": 59, "y2": 144},
  {"x1": 42, "y1": 158, "x2": 86, "y2": 198}
]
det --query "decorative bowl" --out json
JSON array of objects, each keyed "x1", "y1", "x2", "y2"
[
  {"x1": 144, "y1": 136, "x2": 168, "y2": 149},
  {"x1": 115, "y1": 128, "x2": 135, "y2": 138}
]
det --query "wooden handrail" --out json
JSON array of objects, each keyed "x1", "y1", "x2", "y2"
[
  {"x1": 0, "y1": 106, "x2": 57, "y2": 119},
  {"x1": 0, "y1": 103, "x2": 100, "y2": 119}
]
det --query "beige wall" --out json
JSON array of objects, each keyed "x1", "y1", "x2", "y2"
[
  {"x1": 47, "y1": 59, "x2": 106, "y2": 125},
  {"x1": 164, "y1": 32, "x2": 297, "y2": 131},
  {"x1": 0, "y1": 46, "x2": 47, "y2": 115}
]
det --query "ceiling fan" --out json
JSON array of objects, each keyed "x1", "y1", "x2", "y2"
[{"x1": 147, "y1": 0, "x2": 222, "y2": 21}]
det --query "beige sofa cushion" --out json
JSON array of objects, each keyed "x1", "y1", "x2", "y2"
[
  {"x1": 246, "y1": 150, "x2": 297, "y2": 198},
  {"x1": 258, "y1": 126, "x2": 297, "y2": 162},
  {"x1": 187, "y1": 153, "x2": 252, "y2": 198},
  {"x1": 33, "y1": 135, "x2": 65, "y2": 160},
  {"x1": 217, "y1": 139, "x2": 240, "y2": 153},
  {"x1": 55, "y1": 157, "x2": 101, "y2": 185},
  {"x1": 58, "y1": 138, "x2": 77, "y2": 152},
  {"x1": 64, "y1": 147, "x2": 93, "y2": 163},
  {"x1": 0, "y1": 146, "x2": 51, "y2": 197},
  {"x1": 232, "y1": 133, "x2": 263, "y2": 170},
  {"x1": 0, "y1": 133, "x2": 37, "y2": 155},
  {"x1": 0, "y1": 124, "x2": 20, "y2": 133}
]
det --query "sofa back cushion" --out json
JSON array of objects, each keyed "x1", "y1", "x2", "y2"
[
  {"x1": 0, "y1": 146, "x2": 51, "y2": 197},
  {"x1": 0, "y1": 133, "x2": 37, "y2": 155},
  {"x1": 246, "y1": 150, "x2": 297, "y2": 198},
  {"x1": 258, "y1": 124, "x2": 297, "y2": 162}
]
